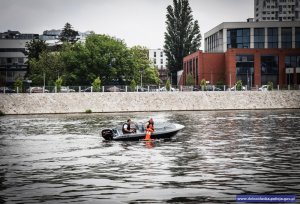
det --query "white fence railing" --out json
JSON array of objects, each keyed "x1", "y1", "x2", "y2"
[{"x1": 1, "y1": 84, "x2": 300, "y2": 94}]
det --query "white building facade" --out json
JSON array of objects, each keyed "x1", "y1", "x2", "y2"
[
  {"x1": 148, "y1": 48, "x2": 168, "y2": 70},
  {"x1": 255, "y1": 0, "x2": 300, "y2": 22},
  {"x1": 204, "y1": 21, "x2": 300, "y2": 53},
  {"x1": 148, "y1": 48, "x2": 168, "y2": 84}
]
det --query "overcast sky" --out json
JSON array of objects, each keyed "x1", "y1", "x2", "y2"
[{"x1": 0, "y1": 0, "x2": 253, "y2": 49}]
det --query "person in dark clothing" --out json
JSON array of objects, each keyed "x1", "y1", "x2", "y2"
[
  {"x1": 145, "y1": 118, "x2": 154, "y2": 132},
  {"x1": 122, "y1": 119, "x2": 136, "y2": 134}
]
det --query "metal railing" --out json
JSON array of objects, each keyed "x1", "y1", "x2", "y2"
[{"x1": 1, "y1": 84, "x2": 300, "y2": 94}]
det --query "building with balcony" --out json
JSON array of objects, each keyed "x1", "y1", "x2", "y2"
[
  {"x1": 149, "y1": 48, "x2": 168, "y2": 84},
  {"x1": 255, "y1": 0, "x2": 300, "y2": 22},
  {"x1": 0, "y1": 30, "x2": 39, "y2": 86}
]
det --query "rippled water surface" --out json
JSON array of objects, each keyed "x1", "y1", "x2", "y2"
[{"x1": 0, "y1": 110, "x2": 300, "y2": 203}]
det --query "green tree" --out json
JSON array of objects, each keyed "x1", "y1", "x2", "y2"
[
  {"x1": 92, "y1": 77, "x2": 101, "y2": 92},
  {"x1": 55, "y1": 77, "x2": 63, "y2": 92},
  {"x1": 166, "y1": 79, "x2": 171, "y2": 91},
  {"x1": 186, "y1": 73, "x2": 194, "y2": 86},
  {"x1": 59, "y1": 22, "x2": 79, "y2": 44},
  {"x1": 25, "y1": 39, "x2": 48, "y2": 77},
  {"x1": 164, "y1": 0, "x2": 201, "y2": 84},
  {"x1": 130, "y1": 79, "x2": 136, "y2": 92},
  {"x1": 130, "y1": 46, "x2": 160, "y2": 85},
  {"x1": 25, "y1": 39, "x2": 48, "y2": 60},
  {"x1": 28, "y1": 51, "x2": 64, "y2": 86},
  {"x1": 14, "y1": 78, "x2": 23, "y2": 92}
]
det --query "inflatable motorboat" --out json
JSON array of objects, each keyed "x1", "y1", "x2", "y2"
[{"x1": 101, "y1": 122, "x2": 185, "y2": 141}]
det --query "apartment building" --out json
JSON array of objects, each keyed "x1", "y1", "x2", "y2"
[
  {"x1": 255, "y1": 0, "x2": 300, "y2": 22},
  {"x1": 148, "y1": 48, "x2": 168, "y2": 84},
  {"x1": 0, "y1": 30, "x2": 39, "y2": 86}
]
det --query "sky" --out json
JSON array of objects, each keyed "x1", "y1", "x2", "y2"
[{"x1": 0, "y1": 0, "x2": 254, "y2": 50}]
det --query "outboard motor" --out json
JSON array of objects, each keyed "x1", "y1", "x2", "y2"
[{"x1": 101, "y1": 129, "x2": 114, "y2": 140}]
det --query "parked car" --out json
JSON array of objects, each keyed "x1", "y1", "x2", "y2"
[
  {"x1": 159, "y1": 86, "x2": 177, "y2": 92},
  {"x1": 0, "y1": 87, "x2": 16, "y2": 93},
  {"x1": 258, "y1": 85, "x2": 269, "y2": 91},
  {"x1": 27, "y1": 87, "x2": 49, "y2": 93},
  {"x1": 60, "y1": 86, "x2": 75, "y2": 93},
  {"x1": 81, "y1": 87, "x2": 92, "y2": 92},
  {"x1": 206, "y1": 86, "x2": 222, "y2": 91}
]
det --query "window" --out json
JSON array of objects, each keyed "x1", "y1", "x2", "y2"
[
  {"x1": 254, "y1": 28, "x2": 265, "y2": 48},
  {"x1": 296, "y1": 27, "x2": 300, "y2": 48},
  {"x1": 268, "y1": 28, "x2": 278, "y2": 48},
  {"x1": 161, "y1": 59, "x2": 163, "y2": 64},
  {"x1": 285, "y1": 56, "x2": 297, "y2": 67},
  {"x1": 18, "y1": 58, "x2": 24, "y2": 64},
  {"x1": 153, "y1": 58, "x2": 156, "y2": 64},
  {"x1": 281, "y1": 27, "x2": 292, "y2": 48},
  {"x1": 236, "y1": 55, "x2": 254, "y2": 87},
  {"x1": 154, "y1": 52, "x2": 156, "y2": 57},
  {"x1": 227, "y1": 28, "x2": 250, "y2": 49},
  {"x1": 7, "y1": 58, "x2": 12, "y2": 64},
  {"x1": 160, "y1": 52, "x2": 163, "y2": 57},
  {"x1": 261, "y1": 55, "x2": 279, "y2": 85}
]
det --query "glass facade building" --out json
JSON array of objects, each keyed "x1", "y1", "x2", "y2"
[
  {"x1": 267, "y1": 27, "x2": 278, "y2": 48},
  {"x1": 236, "y1": 55, "x2": 254, "y2": 87},
  {"x1": 227, "y1": 29, "x2": 250, "y2": 49},
  {"x1": 261, "y1": 56, "x2": 279, "y2": 85}
]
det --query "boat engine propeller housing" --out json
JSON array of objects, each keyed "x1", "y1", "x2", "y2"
[{"x1": 101, "y1": 129, "x2": 114, "y2": 140}]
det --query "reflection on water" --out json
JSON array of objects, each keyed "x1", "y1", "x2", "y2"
[{"x1": 0, "y1": 110, "x2": 300, "y2": 203}]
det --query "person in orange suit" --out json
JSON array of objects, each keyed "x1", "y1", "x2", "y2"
[{"x1": 145, "y1": 123, "x2": 154, "y2": 140}]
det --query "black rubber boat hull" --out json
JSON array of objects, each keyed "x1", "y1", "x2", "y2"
[{"x1": 101, "y1": 123, "x2": 184, "y2": 141}]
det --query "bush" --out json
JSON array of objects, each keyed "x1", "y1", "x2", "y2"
[
  {"x1": 14, "y1": 78, "x2": 23, "y2": 93},
  {"x1": 55, "y1": 77, "x2": 63, "y2": 92},
  {"x1": 185, "y1": 73, "x2": 194, "y2": 86},
  {"x1": 130, "y1": 79, "x2": 136, "y2": 92},
  {"x1": 267, "y1": 81, "x2": 273, "y2": 91},
  {"x1": 166, "y1": 79, "x2": 171, "y2": 91},
  {"x1": 85, "y1": 109, "x2": 92, "y2": 113},
  {"x1": 200, "y1": 79, "x2": 206, "y2": 91},
  {"x1": 0, "y1": 110, "x2": 5, "y2": 116},
  {"x1": 236, "y1": 80, "x2": 243, "y2": 91},
  {"x1": 92, "y1": 77, "x2": 101, "y2": 92}
]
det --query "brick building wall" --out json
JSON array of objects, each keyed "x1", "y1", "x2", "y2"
[{"x1": 181, "y1": 48, "x2": 300, "y2": 87}]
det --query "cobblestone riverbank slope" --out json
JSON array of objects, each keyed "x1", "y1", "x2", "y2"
[{"x1": 0, "y1": 91, "x2": 299, "y2": 114}]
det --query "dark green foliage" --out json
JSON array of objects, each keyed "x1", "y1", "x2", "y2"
[
  {"x1": 186, "y1": 73, "x2": 194, "y2": 86},
  {"x1": 164, "y1": 0, "x2": 202, "y2": 84},
  {"x1": 25, "y1": 39, "x2": 48, "y2": 77},
  {"x1": 28, "y1": 51, "x2": 64, "y2": 86},
  {"x1": 130, "y1": 79, "x2": 136, "y2": 92},
  {"x1": 26, "y1": 33, "x2": 160, "y2": 86},
  {"x1": 59, "y1": 23, "x2": 79, "y2": 44},
  {"x1": 85, "y1": 109, "x2": 92, "y2": 113},
  {"x1": 267, "y1": 81, "x2": 273, "y2": 91},
  {"x1": 55, "y1": 77, "x2": 63, "y2": 92},
  {"x1": 0, "y1": 110, "x2": 5, "y2": 116},
  {"x1": 166, "y1": 79, "x2": 171, "y2": 91},
  {"x1": 25, "y1": 39, "x2": 47, "y2": 60},
  {"x1": 236, "y1": 80, "x2": 243, "y2": 91},
  {"x1": 14, "y1": 78, "x2": 23, "y2": 92}
]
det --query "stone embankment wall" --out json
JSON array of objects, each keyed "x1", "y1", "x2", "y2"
[{"x1": 0, "y1": 91, "x2": 299, "y2": 115}]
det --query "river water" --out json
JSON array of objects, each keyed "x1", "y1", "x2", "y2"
[{"x1": 0, "y1": 110, "x2": 299, "y2": 204}]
